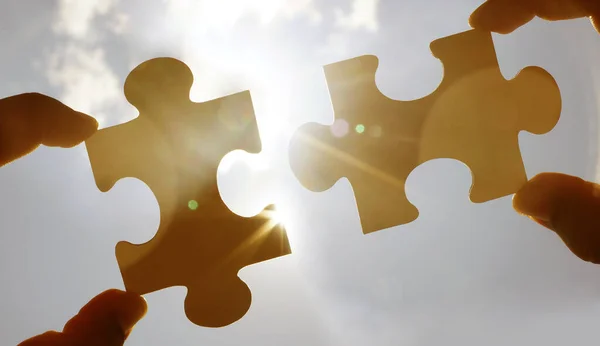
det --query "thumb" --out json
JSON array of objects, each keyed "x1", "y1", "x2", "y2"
[
  {"x1": 469, "y1": 0, "x2": 600, "y2": 34},
  {"x1": 468, "y1": 0, "x2": 535, "y2": 34},
  {"x1": 513, "y1": 173, "x2": 600, "y2": 264},
  {"x1": 62, "y1": 289, "x2": 147, "y2": 345},
  {"x1": 19, "y1": 290, "x2": 147, "y2": 346}
]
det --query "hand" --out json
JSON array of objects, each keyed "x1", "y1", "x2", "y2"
[
  {"x1": 513, "y1": 173, "x2": 600, "y2": 264},
  {"x1": 0, "y1": 95, "x2": 147, "y2": 344},
  {"x1": 0, "y1": 93, "x2": 98, "y2": 167},
  {"x1": 470, "y1": 2, "x2": 600, "y2": 264},
  {"x1": 469, "y1": 0, "x2": 600, "y2": 34},
  {"x1": 18, "y1": 290, "x2": 147, "y2": 346}
]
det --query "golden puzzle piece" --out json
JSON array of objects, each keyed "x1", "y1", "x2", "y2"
[
  {"x1": 86, "y1": 58, "x2": 291, "y2": 328},
  {"x1": 289, "y1": 29, "x2": 561, "y2": 234}
]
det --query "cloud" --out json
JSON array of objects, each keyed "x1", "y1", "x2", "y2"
[
  {"x1": 52, "y1": 0, "x2": 118, "y2": 40},
  {"x1": 164, "y1": 0, "x2": 322, "y2": 34},
  {"x1": 108, "y1": 12, "x2": 130, "y2": 35},
  {"x1": 158, "y1": 0, "x2": 326, "y2": 106},
  {"x1": 45, "y1": 0, "x2": 127, "y2": 126},
  {"x1": 163, "y1": 0, "x2": 380, "y2": 34},
  {"x1": 318, "y1": 0, "x2": 381, "y2": 60},
  {"x1": 46, "y1": 43, "x2": 120, "y2": 124},
  {"x1": 318, "y1": 32, "x2": 353, "y2": 58},
  {"x1": 334, "y1": 0, "x2": 379, "y2": 32}
]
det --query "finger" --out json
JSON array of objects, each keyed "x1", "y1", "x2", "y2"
[
  {"x1": 31, "y1": 94, "x2": 99, "y2": 148},
  {"x1": 513, "y1": 173, "x2": 600, "y2": 264},
  {"x1": 61, "y1": 289, "x2": 147, "y2": 345},
  {"x1": 469, "y1": 0, "x2": 599, "y2": 34},
  {"x1": 531, "y1": 0, "x2": 594, "y2": 20},
  {"x1": 18, "y1": 290, "x2": 146, "y2": 346},
  {"x1": 18, "y1": 331, "x2": 67, "y2": 346},
  {"x1": 0, "y1": 93, "x2": 98, "y2": 166},
  {"x1": 469, "y1": 0, "x2": 535, "y2": 34}
]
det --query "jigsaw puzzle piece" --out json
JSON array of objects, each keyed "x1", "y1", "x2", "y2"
[
  {"x1": 86, "y1": 57, "x2": 290, "y2": 328},
  {"x1": 419, "y1": 30, "x2": 561, "y2": 203},
  {"x1": 288, "y1": 113, "x2": 420, "y2": 234},
  {"x1": 289, "y1": 29, "x2": 561, "y2": 235},
  {"x1": 113, "y1": 203, "x2": 286, "y2": 328}
]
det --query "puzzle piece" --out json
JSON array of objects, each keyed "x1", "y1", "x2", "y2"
[
  {"x1": 289, "y1": 29, "x2": 561, "y2": 234},
  {"x1": 85, "y1": 57, "x2": 291, "y2": 328}
]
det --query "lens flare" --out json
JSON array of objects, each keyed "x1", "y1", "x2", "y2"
[
  {"x1": 188, "y1": 200, "x2": 199, "y2": 210},
  {"x1": 355, "y1": 124, "x2": 365, "y2": 134}
]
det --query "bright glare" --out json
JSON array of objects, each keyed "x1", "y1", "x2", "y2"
[
  {"x1": 166, "y1": 0, "x2": 321, "y2": 33},
  {"x1": 269, "y1": 210, "x2": 283, "y2": 225},
  {"x1": 258, "y1": 208, "x2": 290, "y2": 229}
]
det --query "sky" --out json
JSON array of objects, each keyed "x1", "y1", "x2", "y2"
[{"x1": 1, "y1": 0, "x2": 600, "y2": 345}]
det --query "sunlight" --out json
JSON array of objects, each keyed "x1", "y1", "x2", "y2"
[
  {"x1": 256, "y1": 108, "x2": 297, "y2": 148},
  {"x1": 219, "y1": 208, "x2": 289, "y2": 265},
  {"x1": 162, "y1": 0, "x2": 310, "y2": 173},
  {"x1": 264, "y1": 208, "x2": 285, "y2": 226},
  {"x1": 165, "y1": 0, "x2": 321, "y2": 33}
]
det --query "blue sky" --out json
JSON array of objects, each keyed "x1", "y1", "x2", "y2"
[{"x1": 2, "y1": 1, "x2": 600, "y2": 345}]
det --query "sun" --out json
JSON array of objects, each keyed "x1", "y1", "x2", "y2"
[
  {"x1": 259, "y1": 208, "x2": 286, "y2": 228},
  {"x1": 268, "y1": 209, "x2": 284, "y2": 225}
]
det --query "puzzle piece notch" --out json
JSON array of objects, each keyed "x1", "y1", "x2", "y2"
[
  {"x1": 289, "y1": 29, "x2": 561, "y2": 234},
  {"x1": 86, "y1": 57, "x2": 291, "y2": 328}
]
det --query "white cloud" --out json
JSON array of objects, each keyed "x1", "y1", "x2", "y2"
[
  {"x1": 317, "y1": 0, "x2": 381, "y2": 61},
  {"x1": 45, "y1": 0, "x2": 126, "y2": 126},
  {"x1": 46, "y1": 43, "x2": 120, "y2": 125},
  {"x1": 334, "y1": 0, "x2": 379, "y2": 32},
  {"x1": 160, "y1": 0, "x2": 326, "y2": 102},
  {"x1": 164, "y1": 0, "x2": 322, "y2": 34},
  {"x1": 108, "y1": 12, "x2": 130, "y2": 35},
  {"x1": 53, "y1": 0, "x2": 118, "y2": 40},
  {"x1": 318, "y1": 32, "x2": 352, "y2": 58}
]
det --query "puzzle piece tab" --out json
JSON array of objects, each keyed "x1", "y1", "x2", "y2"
[
  {"x1": 85, "y1": 57, "x2": 291, "y2": 328},
  {"x1": 289, "y1": 29, "x2": 561, "y2": 234}
]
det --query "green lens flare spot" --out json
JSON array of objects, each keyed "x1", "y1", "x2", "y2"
[
  {"x1": 188, "y1": 200, "x2": 199, "y2": 211},
  {"x1": 355, "y1": 124, "x2": 365, "y2": 134}
]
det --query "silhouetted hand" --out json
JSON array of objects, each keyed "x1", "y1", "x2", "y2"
[
  {"x1": 470, "y1": 1, "x2": 600, "y2": 264},
  {"x1": 0, "y1": 93, "x2": 98, "y2": 166},
  {"x1": 18, "y1": 290, "x2": 147, "y2": 346},
  {"x1": 0, "y1": 94, "x2": 146, "y2": 344},
  {"x1": 512, "y1": 173, "x2": 600, "y2": 264},
  {"x1": 469, "y1": 0, "x2": 599, "y2": 34}
]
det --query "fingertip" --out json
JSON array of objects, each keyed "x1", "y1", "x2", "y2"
[
  {"x1": 70, "y1": 111, "x2": 99, "y2": 146},
  {"x1": 514, "y1": 173, "x2": 600, "y2": 263},
  {"x1": 77, "y1": 111, "x2": 99, "y2": 133},
  {"x1": 62, "y1": 289, "x2": 147, "y2": 343},
  {"x1": 47, "y1": 110, "x2": 99, "y2": 148},
  {"x1": 36, "y1": 96, "x2": 99, "y2": 148},
  {"x1": 513, "y1": 173, "x2": 581, "y2": 223},
  {"x1": 469, "y1": 0, "x2": 535, "y2": 34},
  {"x1": 84, "y1": 289, "x2": 147, "y2": 330},
  {"x1": 468, "y1": 4, "x2": 492, "y2": 31},
  {"x1": 108, "y1": 289, "x2": 148, "y2": 335},
  {"x1": 468, "y1": 3, "x2": 498, "y2": 32}
]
